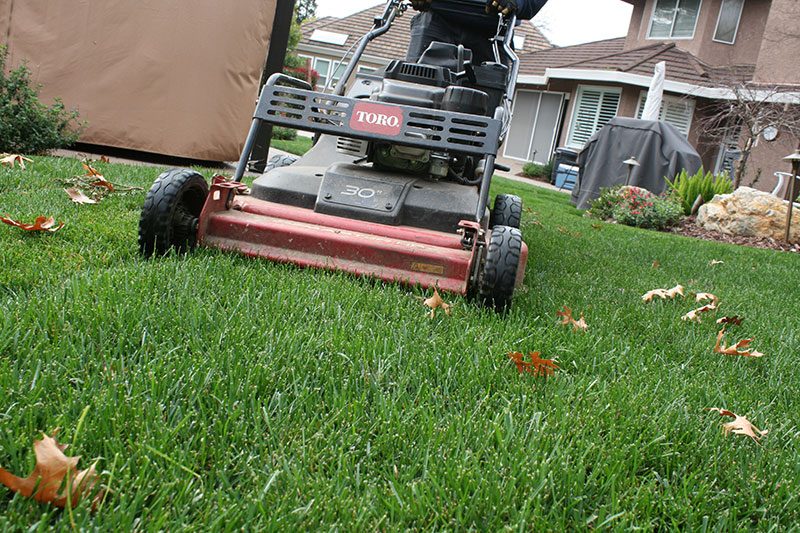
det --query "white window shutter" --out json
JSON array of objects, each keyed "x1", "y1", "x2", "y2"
[
  {"x1": 568, "y1": 87, "x2": 621, "y2": 148},
  {"x1": 637, "y1": 92, "x2": 695, "y2": 136}
]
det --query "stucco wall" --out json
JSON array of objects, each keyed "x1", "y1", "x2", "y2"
[
  {"x1": 624, "y1": 0, "x2": 770, "y2": 67},
  {"x1": 754, "y1": 0, "x2": 800, "y2": 84}
]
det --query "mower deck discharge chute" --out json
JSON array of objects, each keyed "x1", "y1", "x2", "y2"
[{"x1": 139, "y1": 0, "x2": 530, "y2": 312}]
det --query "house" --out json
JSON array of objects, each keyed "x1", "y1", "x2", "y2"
[
  {"x1": 297, "y1": 4, "x2": 551, "y2": 91},
  {"x1": 509, "y1": 0, "x2": 800, "y2": 193}
]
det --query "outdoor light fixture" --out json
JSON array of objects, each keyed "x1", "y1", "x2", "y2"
[
  {"x1": 783, "y1": 148, "x2": 800, "y2": 243},
  {"x1": 623, "y1": 157, "x2": 640, "y2": 186}
]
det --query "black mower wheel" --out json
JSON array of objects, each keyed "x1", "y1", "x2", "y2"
[
  {"x1": 264, "y1": 154, "x2": 298, "y2": 173},
  {"x1": 489, "y1": 194, "x2": 522, "y2": 229},
  {"x1": 479, "y1": 225, "x2": 523, "y2": 313},
  {"x1": 138, "y1": 169, "x2": 208, "y2": 257}
]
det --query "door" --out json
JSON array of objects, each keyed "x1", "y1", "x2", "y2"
[{"x1": 504, "y1": 90, "x2": 565, "y2": 164}]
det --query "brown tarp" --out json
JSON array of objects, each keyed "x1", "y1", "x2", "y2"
[{"x1": 1, "y1": 0, "x2": 277, "y2": 161}]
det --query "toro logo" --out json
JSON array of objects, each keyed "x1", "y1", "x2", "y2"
[{"x1": 350, "y1": 102, "x2": 404, "y2": 136}]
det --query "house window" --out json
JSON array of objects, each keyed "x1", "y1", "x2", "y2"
[
  {"x1": 636, "y1": 92, "x2": 696, "y2": 136},
  {"x1": 567, "y1": 86, "x2": 621, "y2": 148},
  {"x1": 713, "y1": 0, "x2": 745, "y2": 44},
  {"x1": 330, "y1": 62, "x2": 348, "y2": 88},
  {"x1": 313, "y1": 58, "x2": 332, "y2": 89},
  {"x1": 648, "y1": 0, "x2": 703, "y2": 39}
]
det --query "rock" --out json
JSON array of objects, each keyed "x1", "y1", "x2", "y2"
[{"x1": 697, "y1": 187, "x2": 800, "y2": 243}]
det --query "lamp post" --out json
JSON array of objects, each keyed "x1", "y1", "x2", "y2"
[
  {"x1": 784, "y1": 149, "x2": 800, "y2": 243},
  {"x1": 623, "y1": 157, "x2": 640, "y2": 186}
]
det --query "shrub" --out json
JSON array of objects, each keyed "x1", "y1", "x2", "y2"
[
  {"x1": 666, "y1": 167, "x2": 734, "y2": 215},
  {"x1": 0, "y1": 45, "x2": 82, "y2": 153},
  {"x1": 272, "y1": 126, "x2": 298, "y2": 140},
  {"x1": 523, "y1": 162, "x2": 547, "y2": 178},
  {"x1": 589, "y1": 186, "x2": 683, "y2": 230}
]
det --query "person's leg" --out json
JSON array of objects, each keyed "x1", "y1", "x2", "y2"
[{"x1": 406, "y1": 11, "x2": 458, "y2": 62}]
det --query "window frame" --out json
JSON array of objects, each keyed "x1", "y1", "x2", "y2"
[
  {"x1": 647, "y1": 0, "x2": 704, "y2": 41},
  {"x1": 712, "y1": 0, "x2": 745, "y2": 45},
  {"x1": 565, "y1": 85, "x2": 622, "y2": 149}
]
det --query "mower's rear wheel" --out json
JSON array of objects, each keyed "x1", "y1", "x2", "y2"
[
  {"x1": 479, "y1": 225, "x2": 523, "y2": 313},
  {"x1": 138, "y1": 169, "x2": 208, "y2": 257},
  {"x1": 264, "y1": 154, "x2": 298, "y2": 173},
  {"x1": 490, "y1": 194, "x2": 522, "y2": 229}
]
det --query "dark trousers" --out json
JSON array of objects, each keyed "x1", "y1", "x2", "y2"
[{"x1": 406, "y1": 11, "x2": 499, "y2": 65}]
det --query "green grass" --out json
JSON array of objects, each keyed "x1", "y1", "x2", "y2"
[
  {"x1": 1, "y1": 156, "x2": 800, "y2": 529},
  {"x1": 271, "y1": 135, "x2": 313, "y2": 156}
]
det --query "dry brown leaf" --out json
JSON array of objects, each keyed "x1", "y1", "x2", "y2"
[
  {"x1": 717, "y1": 316, "x2": 744, "y2": 326},
  {"x1": 706, "y1": 408, "x2": 768, "y2": 442},
  {"x1": 508, "y1": 351, "x2": 559, "y2": 377},
  {"x1": 652, "y1": 260, "x2": 661, "y2": 269},
  {"x1": 65, "y1": 188, "x2": 97, "y2": 205},
  {"x1": 642, "y1": 285, "x2": 684, "y2": 302},
  {"x1": 90, "y1": 176, "x2": 115, "y2": 192},
  {"x1": 682, "y1": 304, "x2": 717, "y2": 323},
  {"x1": 81, "y1": 162, "x2": 103, "y2": 177},
  {"x1": 695, "y1": 292, "x2": 720, "y2": 306},
  {"x1": 1, "y1": 215, "x2": 64, "y2": 233},
  {"x1": 714, "y1": 329, "x2": 764, "y2": 358},
  {"x1": 423, "y1": 287, "x2": 451, "y2": 318},
  {"x1": 1, "y1": 154, "x2": 34, "y2": 169},
  {"x1": 99, "y1": 156, "x2": 110, "y2": 163},
  {"x1": 0, "y1": 431, "x2": 100, "y2": 508},
  {"x1": 556, "y1": 306, "x2": 588, "y2": 332}
]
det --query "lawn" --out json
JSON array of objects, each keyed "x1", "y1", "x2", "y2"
[
  {"x1": 271, "y1": 135, "x2": 314, "y2": 156},
  {"x1": 1, "y1": 156, "x2": 799, "y2": 529}
]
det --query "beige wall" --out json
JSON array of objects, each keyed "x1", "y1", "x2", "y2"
[
  {"x1": 1, "y1": 0, "x2": 277, "y2": 161},
  {"x1": 754, "y1": 0, "x2": 800, "y2": 84},
  {"x1": 624, "y1": 0, "x2": 770, "y2": 67}
]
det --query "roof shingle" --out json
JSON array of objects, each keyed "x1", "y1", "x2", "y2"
[{"x1": 300, "y1": 4, "x2": 551, "y2": 63}]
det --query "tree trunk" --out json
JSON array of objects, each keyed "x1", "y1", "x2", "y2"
[{"x1": 734, "y1": 137, "x2": 754, "y2": 189}]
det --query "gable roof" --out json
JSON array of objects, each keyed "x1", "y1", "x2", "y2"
[
  {"x1": 518, "y1": 38, "x2": 756, "y2": 88},
  {"x1": 300, "y1": 4, "x2": 551, "y2": 62}
]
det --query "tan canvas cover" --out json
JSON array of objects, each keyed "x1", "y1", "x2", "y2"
[{"x1": 1, "y1": 0, "x2": 277, "y2": 161}]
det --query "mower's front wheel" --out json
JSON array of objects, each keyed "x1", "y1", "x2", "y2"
[
  {"x1": 138, "y1": 169, "x2": 208, "y2": 257},
  {"x1": 479, "y1": 225, "x2": 523, "y2": 313},
  {"x1": 490, "y1": 194, "x2": 522, "y2": 229}
]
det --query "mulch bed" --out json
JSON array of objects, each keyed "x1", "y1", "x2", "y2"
[{"x1": 669, "y1": 216, "x2": 800, "y2": 253}]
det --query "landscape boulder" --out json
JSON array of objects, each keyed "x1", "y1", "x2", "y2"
[{"x1": 697, "y1": 187, "x2": 800, "y2": 243}]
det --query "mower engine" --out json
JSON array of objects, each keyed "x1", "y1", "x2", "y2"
[{"x1": 338, "y1": 45, "x2": 508, "y2": 184}]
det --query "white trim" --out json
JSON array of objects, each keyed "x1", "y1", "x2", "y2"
[
  {"x1": 530, "y1": 68, "x2": 800, "y2": 103},
  {"x1": 647, "y1": 0, "x2": 704, "y2": 40},
  {"x1": 712, "y1": 0, "x2": 745, "y2": 45}
]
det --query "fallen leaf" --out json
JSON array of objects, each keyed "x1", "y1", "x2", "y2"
[
  {"x1": 709, "y1": 260, "x2": 725, "y2": 266},
  {"x1": 706, "y1": 408, "x2": 768, "y2": 442},
  {"x1": 508, "y1": 351, "x2": 559, "y2": 377},
  {"x1": 556, "y1": 306, "x2": 588, "y2": 332},
  {"x1": 717, "y1": 316, "x2": 744, "y2": 326},
  {"x1": 65, "y1": 188, "x2": 97, "y2": 205},
  {"x1": 99, "y1": 156, "x2": 110, "y2": 163},
  {"x1": 1, "y1": 215, "x2": 64, "y2": 233},
  {"x1": 642, "y1": 285, "x2": 684, "y2": 302},
  {"x1": 652, "y1": 260, "x2": 661, "y2": 269},
  {"x1": 81, "y1": 162, "x2": 103, "y2": 177},
  {"x1": 90, "y1": 176, "x2": 115, "y2": 192},
  {"x1": 714, "y1": 328, "x2": 764, "y2": 358},
  {"x1": 0, "y1": 431, "x2": 100, "y2": 508},
  {"x1": 695, "y1": 292, "x2": 720, "y2": 306},
  {"x1": 1, "y1": 154, "x2": 34, "y2": 169},
  {"x1": 682, "y1": 304, "x2": 717, "y2": 323},
  {"x1": 423, "y1": 287, "x2": 451, "y2": 318}
]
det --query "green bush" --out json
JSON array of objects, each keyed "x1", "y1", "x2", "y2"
[
  {"x1": 523, "y1": 162, "x2": 547, "y2": 178},
  {"x1": 666, "y1": 167, "x2": 734, "y2": 215},
  {"x1": 589, "y1": 186, "x2": 683, "y2": 230},
  {"x1": 0, "y1": 45, "x2": 82, "y2": 154},
  {"x1": 272, "y1": 126, "x2": 298, "y2": 141}
]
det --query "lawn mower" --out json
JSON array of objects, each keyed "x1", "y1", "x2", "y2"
[{"x1": 138, "y1": 0, "x2": 529, "y2": 312}]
